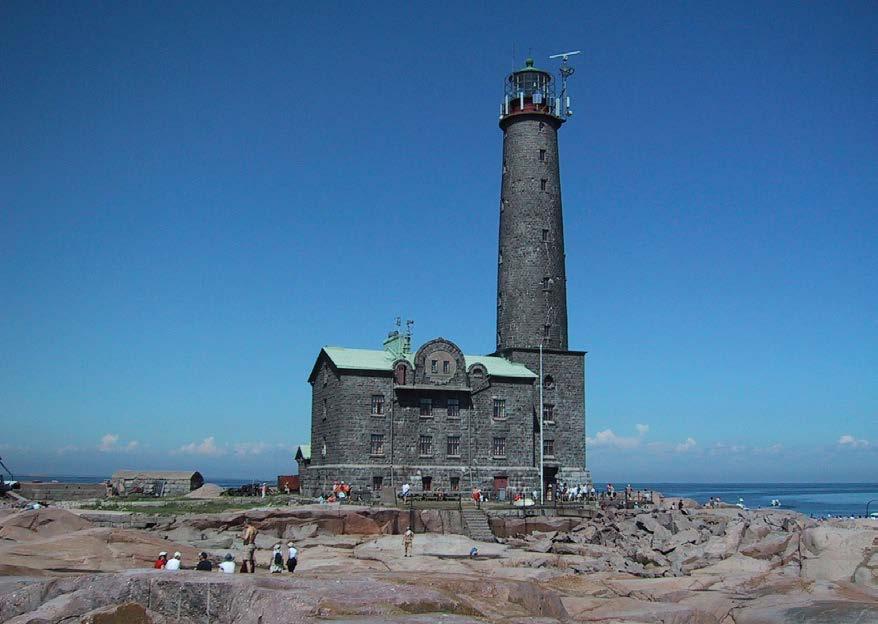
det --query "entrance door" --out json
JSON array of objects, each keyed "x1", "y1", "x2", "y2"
[
  {"x1": 493, "y1": 475, "x2": 509, "y2": 501},
  {"x1": 543, "y1": 467, "x2": 558, "y2": 501},
  {"x1": 422, "y1": 476, "x2": 432, "y2": 491}
]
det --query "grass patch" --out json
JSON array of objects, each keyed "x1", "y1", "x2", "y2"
[{"x1": 80, "y1": 498, "x2": 289, "y2": 515}]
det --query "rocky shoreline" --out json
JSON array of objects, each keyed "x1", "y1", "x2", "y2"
[{"x1": 1, "y1": 502, "x2": 876, "y2": 623}]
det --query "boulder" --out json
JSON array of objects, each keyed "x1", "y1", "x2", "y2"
[
  {"x1": 343, "y1": 513, "x2": 381, "y2": 535},
  {"x1": 740, "y1": 533, "x2": 793, "y2": 560},
  {"x1": 419, "y1": 509, "x2": 443, "y2": 533}
]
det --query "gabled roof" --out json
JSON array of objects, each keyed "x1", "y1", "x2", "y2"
[
  {"x1": 112, "y1": 470, "x2": 201, "y2": 480},
  {"x1": 310, "y1": 347, "x2": 536, "y2": 380},
  {"x1": 295, "y1": 444, "x2": 311, "y2": 461}
]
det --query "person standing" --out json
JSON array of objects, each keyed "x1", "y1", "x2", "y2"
[
  {"x1": 403, "y1": 528, "x2": 414, "y2": 557},
  {"x1": 241, "y1": 522, "x2": 258, "y2": 573},
  {"x1": 286, "y1": 541, "x2": 298, "y2": 573},
  {"x1": 270, "y1": 544, "x2": 284, "y2": 573}
]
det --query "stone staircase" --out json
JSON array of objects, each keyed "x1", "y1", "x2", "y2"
[{"x1": 462, "y1": 508, "x2": 495, "y2": 542}]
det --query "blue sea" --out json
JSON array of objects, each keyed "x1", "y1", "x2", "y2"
[
  {"x1": 612, "y1": 483, "x2": 878, "y2": 518},
  {"x1": 13, "y1": 476, "x2": 878, "y2": 518}
]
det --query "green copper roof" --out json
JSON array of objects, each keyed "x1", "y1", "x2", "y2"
[
  {"x1": 464, "y1": 355, "x2": 536, "y2": 378},
  {"x1": 319, "y1": 347, "x2": 536, "y2": 379},
  {"x1": 322, "y1": 346, "x2": 413, "y2": 370},
  {"x1": 517, "y1": 57, "x2": 547, "y2": 73}
]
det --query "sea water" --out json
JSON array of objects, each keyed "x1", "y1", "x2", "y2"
[
  {"x1": 14, "y1": 476, "x2": 878, "y2": 518},
  {"x1": 607, "y1": 482, "x2": 878, "y2": 518}
]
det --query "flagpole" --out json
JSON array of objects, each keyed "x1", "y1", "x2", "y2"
[{"x1": 539, "y1": 342, "x2": 544, "y2": 505}]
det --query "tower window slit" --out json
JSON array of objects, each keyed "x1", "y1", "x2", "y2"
[
  {"x1": 539, "y1": 149, "x2": 546, "y2": 161},
  {"x1": 542, "y1": 228, "x2": 549, "y2": 242},
  {"x1": 540, "y1": 179, "x2": 547, "y2": 191}
]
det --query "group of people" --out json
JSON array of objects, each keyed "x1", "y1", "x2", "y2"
[{"x1": 151, "y1": 522, "x2": 299, "y2": 574}]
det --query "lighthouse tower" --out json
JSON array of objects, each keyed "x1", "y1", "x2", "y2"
[{"x1": 495, "y1": 56, "x2": 589, "y2": 493}]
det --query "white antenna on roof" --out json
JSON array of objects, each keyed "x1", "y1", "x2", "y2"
[{"x1": 549, "y1": 50, "x2": 582, "y2": 117}]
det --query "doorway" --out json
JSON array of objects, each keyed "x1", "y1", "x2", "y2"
[
  {"x1": 543, "y1": 467, "x2": 558, "y2": 500},
  {"x1": 422, "y1": 476, "x2": 432, "y2": 491},
  {"x1": 493, "y1": 475, "x2": 508, "y2": 500}
]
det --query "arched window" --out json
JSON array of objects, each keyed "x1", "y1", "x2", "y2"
[
  {"x1": 395, "y1": 363, "x2": 407, "y2": 385},
  {"x1": 543, "y1": 375, "x2": 555, "y2": 389}
]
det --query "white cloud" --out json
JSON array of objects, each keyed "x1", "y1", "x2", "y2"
[
  {"x1": 98, "y1": 434, "x2": 139, "y2": 453},
  {"x1": 176, "y1": 436, "x2": 225, "y2": 457},
  {"x1": 98, "y1": 434, "x2": 119, "y2": 452},
  {"x1": 233, "y1": 442, "x2": 271, "y2": 457},
  {"x1": 675, "y1": 437, "x2": 697, "y2": 452},
  {"x1": 587, "y1": 426, "x2": 647, "y2": 449},
  {"x1": 838, "y1": 434, "x2": 869, "y2": 449}
]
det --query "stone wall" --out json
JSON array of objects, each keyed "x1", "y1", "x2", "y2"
[
  {"x1": 18, "y1": 482, "x2": 106, "y2": 501},
  {"x1": 497, "y1": 114, "x2": 568, "y2": 351},
  {"x1": 500, "y1": 348, "x2": 586, "y2": 482}
]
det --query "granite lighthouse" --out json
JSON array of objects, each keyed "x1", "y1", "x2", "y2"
[
  {"x1": 297, "y1": 55, "x2": 589, "y2": 500},
  {"x1": 494, "y1": 54, "x2": 589, "y2": 494}
]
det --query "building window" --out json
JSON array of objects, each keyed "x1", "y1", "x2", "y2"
[
  {"x1": 472, "y1": 367, "x2": 484, "y2": 378},
  {"x1": 542, "y1": 404, "x2": 555, "y2": 423},
  {"x1": 543, "y1": 439, "x2": 555, "y2": 457},
  {"x1": 372, "y1": 476, "x2": 383, "y2": 491},
  {"x1": 447, "y1": 398, "x2": 459, "y2": 417},
  {"x1": 395, "y1": 364, "x2": 406, "y2": 385},
  {"x1": 370, "y1": 394, "x2": 384, "y2": 415},
  {"x1": 450, "y1": 476, "x2": 460, "y2": 491},
  {"x1": 543, "y1": 375, "x2": 555, "y2": 389},
  {"x1": 431, "y1": 359, "x2": 438, "y2": 373},
  {"x1": 539, "y1": 149, "x2": 546, "y2": 161},
  {"x1": 493, "y1": 398, "x2": 506, "y2": 420},
  {"x1": 492, "y1": 437, "x2": 506, "y2": 458},
  {"x1": 370, "y1": 434, "x2": 385, "y2": 456},
  {"x1": 542, "y1": 276, "x2": 551, "y2": 290},
  {"x1": 441, "y1": 360, "x2": 449, "y2": 374},
  {"x1": 420, "y1": 398, "x2": 432, "y2": 417},
  {"x1": 539, "y1": 121, "x2": 544, "y2": 131},
  {"x1": 447, "y1": 435, "x2": 460, "y2": 457},
  {"x1": 418, "y1": 435, "x2": 433, "y2": 456},
  {"x1": 540, "y1": 179, "x2": 547, "y2": 191},
  {"x1": 542, "y1": 228, "x2": 549, "y2": 242},
  {"x1": 544, "y1": 324, "x2": 551, "y2": 338}
]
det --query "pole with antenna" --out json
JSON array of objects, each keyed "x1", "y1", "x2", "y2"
[{"x1": 549, "y1": 50, "x2": 582, "y2": 117}]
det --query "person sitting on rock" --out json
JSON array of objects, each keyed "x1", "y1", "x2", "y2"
[
  {"x1": 196, "y1": 552, "x2": 212, "y2": 571},
  {"x1": 154, "y1": 551, "x2": 168, "y2": 569},
  {"x1": 165, "y1": 552, "x2": 182, "y2": 571},
  {"x1": 219, "y1": 553, "x2": 236, "y2": 573}
]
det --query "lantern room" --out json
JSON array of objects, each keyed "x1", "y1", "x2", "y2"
[{"x1": 501, "y1": 58, "x2": 562, "y2": 122}]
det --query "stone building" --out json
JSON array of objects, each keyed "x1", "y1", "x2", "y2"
[
  {"x1": 111, "y1": 470, "x2": 204, "y2": 497},
  {"x1": 298, "y1": 58, "x2": 589, "y2": 499}
]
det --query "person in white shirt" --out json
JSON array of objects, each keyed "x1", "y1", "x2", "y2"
[
  {"x1": 165, "y1": 552, "x2": 182, "y2": 570},
  {"x1": 218, "y1": 553, "x2": 236, "y2": 573},
  {"x1": 286, "y1": 541, "x2": 298, "y2": 573}
]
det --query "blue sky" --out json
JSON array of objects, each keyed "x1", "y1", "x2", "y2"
[{"x1": 1, "y1": 2, "x2": 875, "y2": 482}]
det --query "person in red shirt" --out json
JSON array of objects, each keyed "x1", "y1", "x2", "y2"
[{"x1": 154, "y1": 551, "x2": 168, "y2": 569}]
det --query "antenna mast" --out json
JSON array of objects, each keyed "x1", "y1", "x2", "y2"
[{"x1": 549, "y1": 50, "x2": 582, "y2": 117}]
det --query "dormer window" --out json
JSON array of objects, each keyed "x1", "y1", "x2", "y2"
[
  {"x1": 431, "y1": 359, "x2": 438, "y2": 373},
  {"x1": 442, "y1": 361, "x2": 450, "y2": 374}
]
